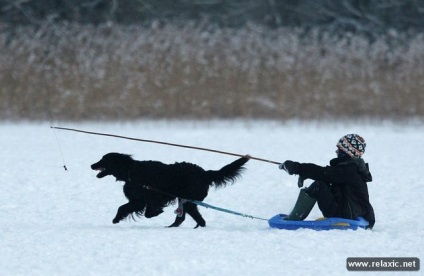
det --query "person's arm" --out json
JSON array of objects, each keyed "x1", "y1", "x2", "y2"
[{"x1": 280, "y1": 160, "x2": 351, "y2": 184}]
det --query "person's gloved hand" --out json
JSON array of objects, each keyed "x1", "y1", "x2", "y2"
[{"x1": 279, "y1": 160, "x2": 301, "y2": 175}]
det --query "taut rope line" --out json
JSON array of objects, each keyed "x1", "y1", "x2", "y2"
[
  {"x1": 50, "y1": 126, "x2": 281, "y2": 165},
  {"x1": 146, "y1": 186, "x2": 268, "y2": 221}
]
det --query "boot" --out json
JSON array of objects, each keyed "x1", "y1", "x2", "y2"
[{"x1": 285, "y1": 189, "x2": 316, "y2": 221}]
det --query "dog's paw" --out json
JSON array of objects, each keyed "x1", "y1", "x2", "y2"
[{"x1": 194, "y1": 222, "x2": 206, "y2": 229}]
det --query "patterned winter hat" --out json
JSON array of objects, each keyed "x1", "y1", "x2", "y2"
[{"x1": 337, "y1": 134, "x2": 366, "y2": 158}]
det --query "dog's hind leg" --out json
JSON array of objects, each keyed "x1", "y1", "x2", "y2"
[
  {"x1": 185, "y1": 202, "x2": 206, "y2": 228},
  {"x1": 113, "y1": 201, "x2": 145, "y2": 224},
  {"x1": 167, "y1": 212, "x2": 186, "y2": 228},
  {"x1": 167, "y1": 199, "x2": 186, "y2": 227},
  {"x1": 167, "y1": 201, "x2": 206, "y2": 228}
]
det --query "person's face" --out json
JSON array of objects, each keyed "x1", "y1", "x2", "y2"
[{"x1": 335, "y1": 147, "x2": 340, "y2": 157}]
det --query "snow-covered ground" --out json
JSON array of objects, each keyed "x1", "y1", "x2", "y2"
[{"x1": 1, "y1": 121, "x2": 422, "y2": 275}]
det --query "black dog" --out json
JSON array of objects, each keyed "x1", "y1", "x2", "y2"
[{"x1": 91, "y1": 153, "x2": 249, "y2": 228}]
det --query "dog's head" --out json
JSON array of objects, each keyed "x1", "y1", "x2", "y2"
[{"x1": 91, "y1": 153, "x2": 133, "y2": 180}]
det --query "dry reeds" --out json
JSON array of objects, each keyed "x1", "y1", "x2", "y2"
[{"x1": 1, "y1": 23, "x2": 423, "y2": 121}]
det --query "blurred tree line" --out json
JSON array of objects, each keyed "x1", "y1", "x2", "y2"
[{"x1": 1, "y1": 0, "x2": 423, "y2": 36}]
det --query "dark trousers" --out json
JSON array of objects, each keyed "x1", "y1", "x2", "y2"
[{"x1": 304, "y1": 181, "x2": 342, "y2": 218}]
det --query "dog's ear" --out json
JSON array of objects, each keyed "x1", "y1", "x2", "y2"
[
  {"x1": 114, "y1": 154, "x2": 134, "y2": 180},
  {"x1": 124, "y1": 154, "x2": 133, "y2": 161},
  {"x1": 120, "y1": 154, "x2": 133, "y2": 166}
]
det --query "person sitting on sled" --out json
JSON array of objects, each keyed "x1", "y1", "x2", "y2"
[{"x1": 279, "y1": 134, "x2": 375, "y2": 229}]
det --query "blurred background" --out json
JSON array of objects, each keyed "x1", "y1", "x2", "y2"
[{"x1": 1, "y1": 0, "x2": 423, "y2": 121}]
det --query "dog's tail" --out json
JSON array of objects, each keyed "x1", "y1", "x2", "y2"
[{"x1": 207, "y1": 156, "x2": 250, "y2": 188}]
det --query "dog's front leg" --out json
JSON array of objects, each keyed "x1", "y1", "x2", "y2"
[
  {"x1": 113, "y1": 203, "x2": 132, "y2": 224},
  {"x1": 113, "y1": 202, "x2": 144, "y2": 224}
]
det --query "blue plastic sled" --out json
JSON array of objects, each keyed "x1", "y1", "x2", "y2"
[{"x1": 268, "y1": 214, "x2": 369, "y2": 231}]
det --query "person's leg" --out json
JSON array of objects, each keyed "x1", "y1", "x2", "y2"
[
  {"x1": 305, "y1": 181, "x2": 341, "y2": 218},
  {"x1": 285, "y1": 189, "x2": 316, "y2": 220}
]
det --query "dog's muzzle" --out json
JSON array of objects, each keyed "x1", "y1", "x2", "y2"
[{"x1": 91, "y1": 163, "x2": 107, "y2": 178}]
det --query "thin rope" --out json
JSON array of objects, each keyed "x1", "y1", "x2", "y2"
[
  {"x1": 50, "y1": 126, "x2": 281, "y2": 165},
  {"x1": 51, "y1": 127, "x2": 68, "y2": 171},
  {"x1": 191, "y1": 200, "x2": 268, "y2": 221}
]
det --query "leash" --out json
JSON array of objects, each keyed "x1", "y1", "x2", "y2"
[
  {"x1": 190, "y1": 200, "x2": 268, "y2": 221},
  {"x1": 146, "y1": 186, "x2": 268, "y2": 221}
]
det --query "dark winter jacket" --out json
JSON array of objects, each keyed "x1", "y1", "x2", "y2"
[{"x1": 298, "y1": 157, "x2": 375, "y2": 229}]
